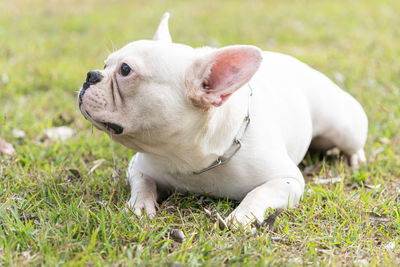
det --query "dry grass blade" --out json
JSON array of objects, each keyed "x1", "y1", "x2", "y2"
[
  {"x1": 369, "y1": 147, "x2": 384, "y2": 163},
  {"x1": 365, "y1": 184, "x2": 381, "y2": 190},
  {"x1": 216, "y1": 212, "x2": 228, "y2": 230},
  {"x1": 367, "y1": 212, "x2": 392, "y2": 226},
  {"x1": 89, "y1": 159, "x2": 106, "y2": 174},
  {"x1": 203, "y1": 208, "x2": 212, "y2": 218},
  {"x1": 312, "y1": 176, "x2": 343, "y2": 185}
]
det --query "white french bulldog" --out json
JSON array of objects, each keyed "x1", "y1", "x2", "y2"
[{"x1": 78, "y1": 13, "x2": 367, "y2": 228}]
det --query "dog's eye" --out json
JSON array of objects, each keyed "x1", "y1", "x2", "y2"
[
  {"x1": 103, "y1": 64, "x2": 107, "y2": 69},
  {"x1": 120, "y1": 63, "x2": 131, "y2": 77}
]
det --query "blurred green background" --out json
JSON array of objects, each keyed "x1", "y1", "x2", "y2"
[{"x1": 1, "y1": 0, "x2": 399, "y2": 144}]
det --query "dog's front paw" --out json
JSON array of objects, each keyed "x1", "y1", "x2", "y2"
[
  {"x1": 127, "y1": 194, "x2": 158, "y2": 219},
  {"x1": 225, "y1": 208, "x2": 262, "y2": 230}
]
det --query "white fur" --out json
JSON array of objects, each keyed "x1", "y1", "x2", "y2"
[{"x1": 79, "y1": 13, "x2": 368, "y2": 228}]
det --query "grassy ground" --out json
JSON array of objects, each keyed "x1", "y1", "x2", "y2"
[{"x1": 1, "y1": 0, "x2": 399, "y2": 265}]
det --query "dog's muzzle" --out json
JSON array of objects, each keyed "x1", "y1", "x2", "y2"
[
  {"x1": 78, "y1": 70, "x2": 124, "y2": 135},
  {"x1": 79, "y1": 70, "x2": 102, "y2": 103}
]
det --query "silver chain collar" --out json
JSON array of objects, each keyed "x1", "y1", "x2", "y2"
[{"x1": 193, "y1": 83, "x2": 253, "y2": 175}]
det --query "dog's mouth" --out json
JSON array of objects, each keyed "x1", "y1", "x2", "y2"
[
  {"x1": 79, "y1": 107, "x2": 124, "y2": 135},
  {"x1": 101, "y1": 121, "x2": 124, "y2": 135}
]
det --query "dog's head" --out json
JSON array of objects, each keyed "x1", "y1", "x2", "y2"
[{"x1": 78, "y1": 13, "x2": 262, "y2": 152}]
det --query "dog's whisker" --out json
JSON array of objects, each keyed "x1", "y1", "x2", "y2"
[{"x1": 109, "y1": 133, "x2": 117, "y2": 169}]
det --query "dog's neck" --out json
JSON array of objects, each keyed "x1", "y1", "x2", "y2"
[{"x1": 118, "y1": 86, "x2": 250, "y2": 175}]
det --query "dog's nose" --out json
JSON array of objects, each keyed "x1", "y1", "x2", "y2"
[
  {"x1": 86, "y1": 70, "x2": 102, "y2": 85},
  {"x1": 79, "y1": 71, "x2": 102, "y2": 103}
]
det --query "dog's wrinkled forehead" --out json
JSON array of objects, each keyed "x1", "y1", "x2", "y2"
[{"x1": 105, "y1": 40, "x2": 195, "y2": 77}]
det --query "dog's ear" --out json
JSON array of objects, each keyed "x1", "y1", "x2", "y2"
[
  {"x1": 153, "y1": 12, "x2": 172, "y2": 43},
  {"x1": 186, "y1": 45, "x2": 262, "y2": 108}
]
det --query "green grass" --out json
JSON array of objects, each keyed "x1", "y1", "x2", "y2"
[{"x1": 1, "y1": 0, "x2": 399, "y2": 265}]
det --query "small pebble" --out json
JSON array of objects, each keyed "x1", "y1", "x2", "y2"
[
  {"x1": 12, "y1": 129, "x2": 26, "y2": 139},
  {"x1": 384, "y1": 241, "x2": 395, "y2": 251},
  {"x1": 250, "y1": 227, "x2": 257, "y2": 235},
  {"x1": 168, "y1": 228, "x2": 185, "y2": 243},
  {"x1": 41, "y1": 126, "x2": 75, "y2": 142},
  {"x1": 2, "y1": 73, "x2": 9, "y2": 84},
  {"x1": 0, "y1": 138, "x2": 15, "y2": 156}
]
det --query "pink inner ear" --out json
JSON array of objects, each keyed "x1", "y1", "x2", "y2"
[
  {"x1": 187, "y1": 46, "x2": 262, "y2": 109},
  {"x1": 205, "y1": 47, "x2": 262, "y2": 100}
]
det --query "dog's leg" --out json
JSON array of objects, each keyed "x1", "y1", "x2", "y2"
[
  {"x1": 126, "y1": 166, "x2": 158, "y2": 219},
  {"x1": 226, "y1": 169, "x2": 304, "y2": 229},
  {"x1": 349, "y1": 149, "x2": 366, "y2": 168},
  {"x1": 310, "y1": 88, "x2": 368, "y2": 168},
  {"x1": 311, "y1": 137, "x2": 367, "y2": 168}
]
